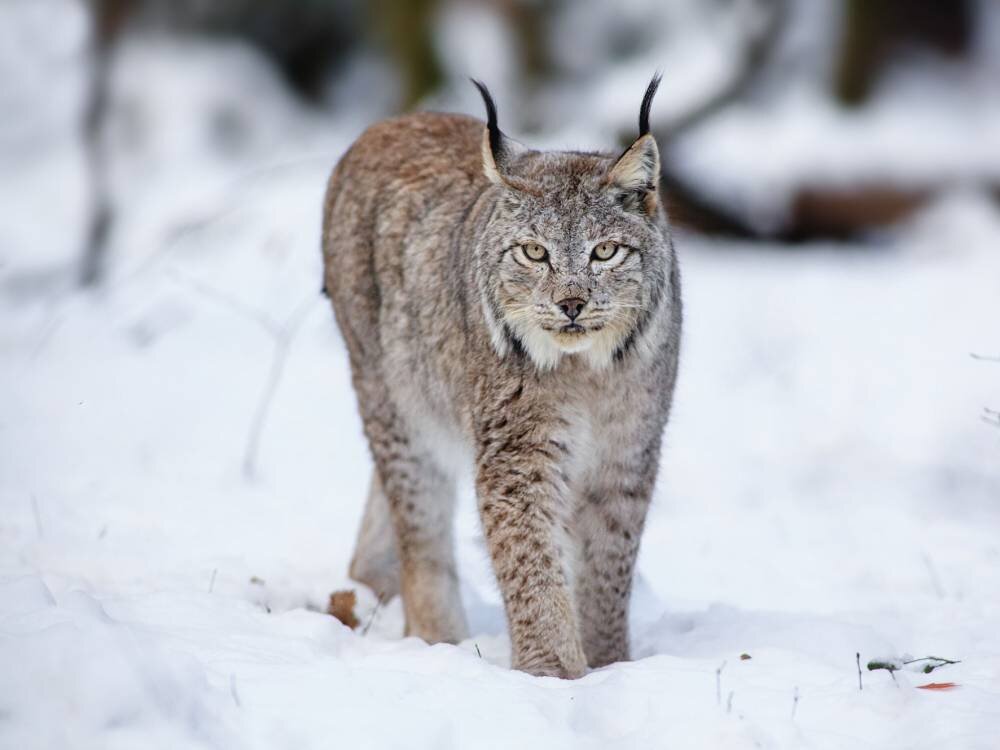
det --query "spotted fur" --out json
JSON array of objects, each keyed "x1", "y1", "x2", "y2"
[{"x1": 322, "y1": 78, "x2": 681, "y2": 678}]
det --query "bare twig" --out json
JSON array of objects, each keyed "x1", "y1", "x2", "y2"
[
  {"x1": 716, "y1": 661, "x2": 727, "y2": 706},
  {"x1": 922, "y1": 553, "x2": 946, "y2": 599},
  {"x1": 649, "y1": 0, "x2": 790, "y2": 238},
  {"x1": 970, "y1": 354, "x2": 999, "y2": 427},
  {"x1": 902, "y1": 656, "x2": 961, "y2": 673},
  {"x1": 856, "y1": 652, "x2": 863, "y2": 691},
  {"x1": 79, "y1": 17, "x2": 112, "y2": 286},
  {"x1": 867, "y1": 655, "x2": 959, "y2": 683},
  {"x1": 229, "y1": 673, "x2": 241, "y2": 707},
  {"x1": 208, "y1": 568, "x2": 218, "y2": 593},
  {"x1": 30, "y1": 494, "x2": 43, "y2": 539},
  {"x1": 165, "y1": 270, "x2": 315, "y2": 479},
  {"x1": 362, "y1": 593, "x2": 385, "y2": 636},
  {"x1": 80, "y1": 0, "x2": 137, "y2": 286},
  {"x1": 659, "y1": 0, "x2": 789, "y2": 142},
  {"x1": 242, "y1": 297, "x2": 314, "y2": 480},
  {"x1": 475, "y1": 643, "x2": 483, "y2": 659},
  {"x1": 165, "y1": 269, "x2": 279, "y2": 335},
  {"x1": 97, "y1": 150, "x2": 338, "y2": 297}
]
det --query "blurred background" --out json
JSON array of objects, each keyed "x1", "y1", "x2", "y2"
[{"x1": 3, "y1": 0, "x2": 1000, "y2": 291}]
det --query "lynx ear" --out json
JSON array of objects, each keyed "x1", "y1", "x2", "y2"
[
  {"x1": 471, "y1": 79, "x2": 526, "y2": 186},
  {"x1": 608, "y1": 134, "x2": 660, "y2": 209},
  {"x1": 607, "y1": 74, "x2": 662, "y2": 214}
]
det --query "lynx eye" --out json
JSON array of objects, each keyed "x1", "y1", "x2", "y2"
[
  {"x1": 521, "y1": 242, "x2": 548, "y2": 262},
  {"x1": 591, "y1": 241, "x2": 619, "y2": 262}
]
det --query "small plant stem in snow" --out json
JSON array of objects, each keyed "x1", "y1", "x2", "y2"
[
  {"x1": 230, "y1": 673, "x2": 241, "y2": 707},
  {"x1": 856, "y1": 653, "x2": 863, "y2": 691},
  {"x1": 868, "y1": 655, "x2": 960, "y2": 678},
  {"x1": 902, "y1": 656, "x2": 960, "y2": 666},
  {"x1": 242, "y1": 333, "x2": 292, "y2": 480},
  {"x1": 970, "y1": 354, "x2": 998, "y2": 427},
  {"x1": 716, "y1": 661, "x2": 727, "y2": 706},
  {"x1": 164, "y1": 270, "x2": 314, "y2": 480},
  {"x1": 922, "y1": 553, "x2": 945, "y2": 598},
  {"x1": 362, "y1": 593, "x2": 385, "y2": 636},
  {"x1": 208, "y1": 568, "x2": 218, "y2": 594},
  {"x1": 902, "y1": 656, "x2": 961, "y2": 672},
  {"x1": 242, "y1": 298, "x2": 314, "y2": 480},
  {"x1": 30, "y1": 494, "x2": 43, "y2": 539},
  {"x1": 726, "y1": 690, "x2": 734, "y2": 715}
]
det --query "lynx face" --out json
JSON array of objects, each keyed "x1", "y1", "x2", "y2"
[
  {"x1": 470, "y1": 76, "x2": 669, "y2": 371},
  {"x1": 482, "y1": 159, "x2": 668, "y2": 370}
]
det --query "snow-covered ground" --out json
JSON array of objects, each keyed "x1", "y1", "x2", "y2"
[{"x1": 3, "y1": 21, "x2": 1000, "y2": 750}]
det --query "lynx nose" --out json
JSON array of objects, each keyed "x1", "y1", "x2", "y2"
[{"x1": 557, "y1": 297, "x2": 586, "y2": 321}]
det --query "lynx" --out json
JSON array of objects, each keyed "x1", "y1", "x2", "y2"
[{"x1": 322, "y1": 75, "x2": 681, "y2": 678}]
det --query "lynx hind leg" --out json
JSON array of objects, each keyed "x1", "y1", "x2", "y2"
[
  {"x1": 349, "y1": 470, "x2": 400, "y2": 600},
  {"x1": 385, "y1": 447, "x2": 469, "y2": 644},
  {"x1": 355, "y1": 388, "x2": 469, "y2": 644}
]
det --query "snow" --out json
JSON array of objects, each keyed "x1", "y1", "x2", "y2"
[
  {"x1": 670, "y1": 83, "x2": 1000, "y2": 233},
  {"x1": 3, "y1": 13, "x2": 1000, "y2": 750}
]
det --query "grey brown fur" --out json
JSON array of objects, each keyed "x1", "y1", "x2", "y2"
[{"x1": 322, "y1": 77, "x2": 681, "y2": 678}]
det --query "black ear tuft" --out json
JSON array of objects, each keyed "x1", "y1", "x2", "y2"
[
  {"x1": 639, "y1": 72, "x2": 662, "y2": 137},
  {"x1": 471, "y1": 79, "x2": 502, "y2": 161}
]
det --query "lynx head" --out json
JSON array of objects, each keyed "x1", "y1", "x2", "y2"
[{"x1": 472, "y1": 75, "x2": 673, "y2": 371}]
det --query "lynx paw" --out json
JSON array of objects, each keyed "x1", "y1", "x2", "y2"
[{"x1": 514, "y1": 641, "x2": 588, "y2": 679}]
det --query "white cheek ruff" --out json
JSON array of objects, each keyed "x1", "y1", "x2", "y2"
[
  {"x1": 580, "y1": 328, "x2": 621, "y2": 370},
  {"x1": 482, "y1": 289, "x2": 566, "y2": 370},
  {"x1": 516, "y1": 322, "x2": 564, "y2": 371},
  {"x1": 481, "y1": 288, "x2": 511, "y2": 359},
  {"x1": 510, "y1": 318, "x2": 623, "y2": 372}
]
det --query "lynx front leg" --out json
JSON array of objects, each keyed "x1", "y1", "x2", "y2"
[
  {"x1": 475, "y1": 387, "x2": 587, "y2": 679},
  {"x1": 574, "y1": 444, "x2": 659, "y2": 668}
]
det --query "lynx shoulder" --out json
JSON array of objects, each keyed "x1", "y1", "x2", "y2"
[{"x1": 322, "y1": 75, "x2": 681, "y2": 678}]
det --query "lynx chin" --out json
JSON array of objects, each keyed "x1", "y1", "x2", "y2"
[{"x1": 322, "y1": 74, "x2": 681, "y2": 678}]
